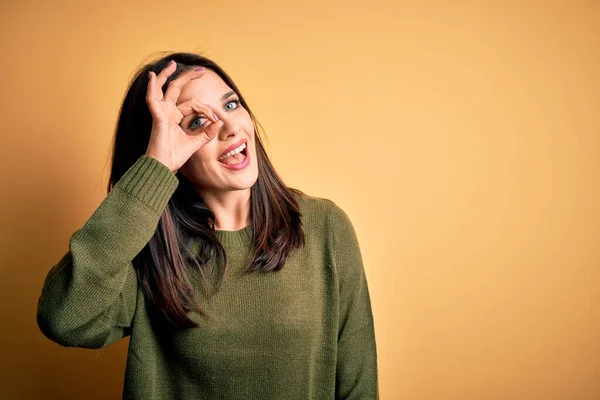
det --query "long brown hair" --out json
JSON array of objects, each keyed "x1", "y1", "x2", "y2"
[{"x1": 108, "y1": 52, "x2": 304, "y2": 330}]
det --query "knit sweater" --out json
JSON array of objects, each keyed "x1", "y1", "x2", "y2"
[{"x1": 36, "y1": 155, "x2": 378, "y2": 399}]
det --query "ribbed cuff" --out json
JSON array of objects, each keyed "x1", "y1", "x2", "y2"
[{"x1": 116, "y1": 155, "x2": 179, "y2": 214}]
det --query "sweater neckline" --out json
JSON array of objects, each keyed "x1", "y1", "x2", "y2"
[{"x1": 215, "y1": 225, "x2": 253, "y2": 247}]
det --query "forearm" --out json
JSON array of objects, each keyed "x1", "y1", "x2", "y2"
[{"x1": 37, "y1": 156, "x2": 178, "y2": 348}]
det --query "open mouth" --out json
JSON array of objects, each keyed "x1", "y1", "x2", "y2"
[{"x1": 218, "y1": 142, "x2": 248, "y2": 166}]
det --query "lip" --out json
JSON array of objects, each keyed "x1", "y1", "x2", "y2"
[
  {"x1": 219, "y1": 140, "x2": 247, "y2": 159},
  {"x1": 220, "y1": 146, "x2": 251, "y2": 171}
]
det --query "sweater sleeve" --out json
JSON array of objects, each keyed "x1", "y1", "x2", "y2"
[
  {"x1": 36, "y1": 156, "x2": 178, "y2": 349},
  {"x1": 328, "y1": 202, "x2": 379, "y2": 400}
]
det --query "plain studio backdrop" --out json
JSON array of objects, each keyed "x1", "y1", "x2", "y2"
[{"x1": 0, "y1": 1, "x2": 599, "y2": 399}]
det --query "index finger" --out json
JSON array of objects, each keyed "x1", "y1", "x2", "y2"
[
  {"x1": 163, "y1": 66, "x2": 206, "y2": 104},
  {"x1": 177, "y1": 98, "x2": 219, "y2": 123}
]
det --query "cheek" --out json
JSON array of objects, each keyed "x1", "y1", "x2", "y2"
[
  {"x1": 240, "y1": 110, "x2": 254, "y2": 135},
  {"x1": 186, "y1": 146, "x2": 219, "y2": 174},
  {"x1": 190, "y1": 148, "x2": 211, "y2": 163}
]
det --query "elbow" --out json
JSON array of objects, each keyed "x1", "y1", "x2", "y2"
[
  {"x1": 36, "y1": 303, "x2": 106, "y2": 349},
  {"x1": 36, "y1": 307, "x2": 79, "y2": 348}
]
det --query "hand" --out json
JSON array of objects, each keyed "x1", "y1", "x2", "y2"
[{"x1": 145, "y1": 60, "x2": 220, "y2": 173}]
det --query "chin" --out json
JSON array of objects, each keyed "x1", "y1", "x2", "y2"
[{"x1": 230, "y1": 173, "x2": 258, "y2": 191}]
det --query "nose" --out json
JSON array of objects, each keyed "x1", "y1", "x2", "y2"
[{"x1": 214, "y1": 114, "x2": 242, "y2": 140}]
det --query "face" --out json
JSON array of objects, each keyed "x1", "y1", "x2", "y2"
[{"x1": 177, "y1": 69, "x2": 258, "y2": 196}]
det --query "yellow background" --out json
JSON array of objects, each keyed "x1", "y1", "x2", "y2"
[{"x1": 1, "y1": 1, "x2": 599, "y2": 399}]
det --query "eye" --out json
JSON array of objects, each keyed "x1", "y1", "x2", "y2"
[
  {"x1": 190, "y1": 116, "x2": 207, "y2": 130},
  {"x1": 224, "y1": 99, "x2": 241, "y2": 111}
]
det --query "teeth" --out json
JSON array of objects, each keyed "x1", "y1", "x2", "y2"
[{"x1": 219, "y1": 143, "x2": 247, "y2": 160}]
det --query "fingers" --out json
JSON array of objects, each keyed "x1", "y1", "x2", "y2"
[
  {"x1": 146, "y1": 61, "x2": 205, "y2": 113},
  {"x1": 154, "y1": 60, "x2": 178, "y2": 92},
  {"x1": 176, "y1": 99, "x2": 221, "y2": 144},
  {"x1": 191, "y1": 121, "x2": 220, "y2": 146},
  {"x1": 177, "y1": 98, "x2": 220, "y2": 124},
  {"x1": 146, "y1": 61, "x2": 178, "y2": 112},
  {"x1": 146, "y1": 71, "x2": 161, "y2": 114},
  {"x1": 163, "y1": 64, "x2": 206, "y2": 104}
]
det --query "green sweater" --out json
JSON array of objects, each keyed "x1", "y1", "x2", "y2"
[{"x1": 36, "y1": 155, "x2": 378, "y2": 399}]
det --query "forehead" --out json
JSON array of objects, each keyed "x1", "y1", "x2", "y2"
[{"x1": 179, "y1": 69, "x2": 232, "y2": 102}]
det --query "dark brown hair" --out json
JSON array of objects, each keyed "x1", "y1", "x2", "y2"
[{"x1": 108, "y1": 52, "x2": 304, "y2": 330}]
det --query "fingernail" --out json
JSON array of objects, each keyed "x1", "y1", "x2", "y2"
[
  {"x1": 170, "y1": 60, "x2": 176, "y2": 66},
  {"x1": 213, "y1": 113, "x2": 219, "y2": 121},
  {"x1": 148, "y1": 71, "x2": 152, "y2": 79},
  {"x1": 195, "y1": 66, "x2": 205, "y2": 71}
]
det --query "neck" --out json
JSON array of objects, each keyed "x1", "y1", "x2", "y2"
[{"x1": 199, "y1": 188, "x2": 251, "y2": 231}]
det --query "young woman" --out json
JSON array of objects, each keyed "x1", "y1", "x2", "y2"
[{"x1": 36, "y1": 52, "x2": 378, "y2": 399}]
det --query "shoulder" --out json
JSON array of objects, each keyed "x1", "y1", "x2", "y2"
[
  {"x1": 291, "y1": 190, "x2": 356, "y2": 238},
  {"x1": 291, "y1": 191, "x2": 363, "y2": 278}
]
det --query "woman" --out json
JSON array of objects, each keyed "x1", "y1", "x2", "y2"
[{"x1": 36, "y1": 52, "x2": 378, "y2": 399}]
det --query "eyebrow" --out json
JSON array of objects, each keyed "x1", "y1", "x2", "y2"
[{"x1": 221, "y1": 90, "x2": 236, "y2": 101}]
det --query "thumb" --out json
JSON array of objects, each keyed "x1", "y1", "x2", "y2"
[{"x1": 185, "y1": 129, "x2": 216, "y2": 156}]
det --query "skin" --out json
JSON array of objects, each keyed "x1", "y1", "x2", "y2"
[{"x1": 145, "y1": 62, "x2": 258, "y2": 231}]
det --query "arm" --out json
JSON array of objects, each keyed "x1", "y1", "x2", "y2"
[
  {"x1": 36, "y1": 156, "x2": 178, "y2": 349},
  {"x1": 329, "y1": 203, "x2": 379, "y2": 400}
]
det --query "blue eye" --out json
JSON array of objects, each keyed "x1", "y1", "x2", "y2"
[
  {"x1": 225, "y1": 99, "x2": 240, "y2": 111},
  {"x1": 190, "y1": 116, "x2": 207, "y2": 129}
]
